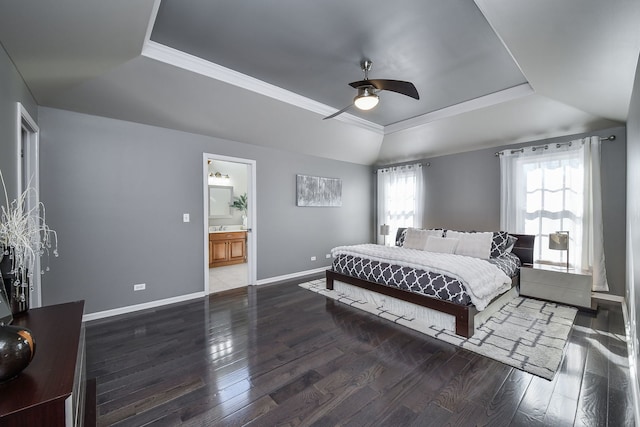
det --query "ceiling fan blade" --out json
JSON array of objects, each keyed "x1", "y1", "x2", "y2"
[
  {"x1": 323, "y1": 104, "x2": 353, "y2": 120},
  {"x1": 349, "y1": 79, "x2": 419, "y2": 100},
  {"x1": 348, "y1": 80, "x2": 374, "y2": 89}
]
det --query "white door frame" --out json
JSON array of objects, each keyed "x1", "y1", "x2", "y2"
[
  {"x1": 202, "y1": 153, "x2": 257, "y2": 293},
  {"x1": 16, "y1": 102, "x2": 42, "y2": 308}
]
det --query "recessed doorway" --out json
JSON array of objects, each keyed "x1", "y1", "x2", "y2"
[{"x1": 203, "y1": 153, "x2": 256, "y2": 294}]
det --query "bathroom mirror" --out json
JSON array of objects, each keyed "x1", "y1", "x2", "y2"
[{"x1": 209, "y1": 185, "x2": 233, "y2": 218}]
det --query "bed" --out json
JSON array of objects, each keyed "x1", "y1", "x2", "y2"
[{"x1": 326, "y1": 228, "x2": 535, "y2": 338}]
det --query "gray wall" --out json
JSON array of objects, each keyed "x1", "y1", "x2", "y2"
[
  {"x1": 38, "y1": 107, "x2": 373, "y2": 314},
  {"x1": 0, "y1": 43, "x2": 37, "y2": 200},
  {"x1": 628, "y1": 53, "x2": 640, "y2": 385},
  {"x1": 421, "y1": 149, "x2": 501, "y2": 231},
  {"x1": 379, "y1": 126, "x2": 627, "y2": 297}
]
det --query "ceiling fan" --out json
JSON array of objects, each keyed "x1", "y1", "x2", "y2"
[{"x1": 323, "y1": 60, "x2": 420, "y2": 120}]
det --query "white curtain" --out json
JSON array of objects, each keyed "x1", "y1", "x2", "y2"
[
  {"x1": 500, "y1": 136, "x2": 608, "y2": 291},
  {"x1": 377, "y1": 164, "x2": 424, "y2": 245}
]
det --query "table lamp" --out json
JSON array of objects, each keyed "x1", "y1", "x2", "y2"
[
  {"x1": 380, "y1": 224, "x2": 390, "y2": 246},
  {"x1": 549, "y1": 231, "x2": 569, "y2": 271}
]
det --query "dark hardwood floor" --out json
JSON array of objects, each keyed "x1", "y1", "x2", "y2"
[{"x1": 86, "y1": 275, "x2": 636, "y2": 426}]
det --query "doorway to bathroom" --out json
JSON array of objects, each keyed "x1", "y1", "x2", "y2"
[{"x1": 203, "y1": 153, "x2": 256, "y2": 294}]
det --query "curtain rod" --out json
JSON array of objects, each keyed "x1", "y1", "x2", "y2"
[
  {"x1": 494, "y1": 135, "x2": 616, "y2": 157},
  {"x1": 374, "y1": 161, "x2": 430, "y2": 173}
]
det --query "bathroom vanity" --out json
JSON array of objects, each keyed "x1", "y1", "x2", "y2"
[{"x1": 209, "y1": 230, "x2": 247, "y2": 267}]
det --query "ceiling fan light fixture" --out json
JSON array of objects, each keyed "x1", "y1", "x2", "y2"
[
  {"x1": 353, "y1": 87, "x2": 379, "y2": 110},
  {"x1": 323, "y1": 59, "x2": 418, "y2": 120}
]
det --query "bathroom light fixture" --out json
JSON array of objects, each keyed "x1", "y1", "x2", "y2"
[
  {"x1": 212, "y1": 172, "x2": 230, "y2": 179},
  {"x1": 353, "y1": 87, "x2": 379, "y2": 110}
]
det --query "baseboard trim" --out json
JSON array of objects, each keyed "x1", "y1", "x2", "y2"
[
  {"x1": 82, "y1": 291, "x2": 206, "y2": 322},
  {"x1": 592, "y1": 292, "x2": 625, "y2": 303},
  {"x1": 256, "y1": 267, "x2": 329, "y2": 286},
  {"x1": 621, "y1": 300, "x2": 640, "y2": 426},
  {"x1": 82, "y1": 267, "x2": 330, "y2": 321}
]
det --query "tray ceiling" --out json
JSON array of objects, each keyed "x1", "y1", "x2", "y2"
[
  {"x1": 150, "y1": 0, "x2": 528, "y2": 127},
  {"x1": 0, "y1": 0, "x2": 637, "y2": 165}
]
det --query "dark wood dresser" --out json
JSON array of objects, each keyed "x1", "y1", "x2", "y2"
[{"x1": 0, "y1": 301, "x2": 95, "y2": 426}]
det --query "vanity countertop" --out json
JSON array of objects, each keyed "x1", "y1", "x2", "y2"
[{"x1": 209, "y1": 226, "x2": 246, "y2": 233}]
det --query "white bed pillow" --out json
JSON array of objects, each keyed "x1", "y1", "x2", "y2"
[
  {"x1": 424, "y1": 236, "x2": 459, "y2": 254},
  {"x1": 446, "y1": 231, "x2": 493, "y2": 259},
  {"x1": 402, "y1": 228, "x2": 441, "y2": 250}
]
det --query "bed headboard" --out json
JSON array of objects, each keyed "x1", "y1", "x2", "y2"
[
  {"x1": 393, "y1": 228, "x2": 535, "y2": 266},
  {"x1": 510, "y1": 234, "x2": 535, "y2": 266}
]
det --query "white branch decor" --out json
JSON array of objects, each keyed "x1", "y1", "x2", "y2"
[{"x1": 0, "y1": 169, "x2": 58, "y2": 310}]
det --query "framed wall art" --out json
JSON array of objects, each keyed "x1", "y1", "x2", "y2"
[{"x1": 296, "y1": 174, "x2": 342, "y2": 207}]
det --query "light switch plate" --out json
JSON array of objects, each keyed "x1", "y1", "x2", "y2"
[{"x1": 183, "y1": 213, "x2": 190, "y2": 223}]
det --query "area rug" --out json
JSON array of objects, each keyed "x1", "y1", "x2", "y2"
[{"x1": 299, "y1": 279, "x2": 577, "y2": 380}]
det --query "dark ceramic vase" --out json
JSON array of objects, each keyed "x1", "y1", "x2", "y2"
[{"x1": 0, "y1": 325, "x2": 36, "y2": 382}]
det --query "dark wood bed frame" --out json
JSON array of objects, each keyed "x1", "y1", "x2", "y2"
[{"x1": 326, "y1": 232, "x2": 535, "y2": 338}]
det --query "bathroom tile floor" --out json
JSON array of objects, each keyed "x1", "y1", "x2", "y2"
[{"x1": 209, "y1": 263, "x2": 248, "y2": 293}]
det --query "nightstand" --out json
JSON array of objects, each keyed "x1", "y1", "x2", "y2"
[{"x1": 520, "y1": 263, "x2": 596, "y2": 312}]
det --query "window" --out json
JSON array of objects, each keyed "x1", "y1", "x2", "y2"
[
  {"x1": 377, "y1": 164, "x2": 423, "y2": 244},
  {"x1": 500, "y1": 136, "x2": 608, "y2": 291},
  {"x1": 520, "y1": 150, "x2": 581, "y2": 264}
]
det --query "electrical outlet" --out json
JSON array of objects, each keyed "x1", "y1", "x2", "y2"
[
  {"x1": 325, "y1": 254, "x2": 331, "y2": 259},
  {"x1": 310, "y1": 256, "x2": 316, "y2": 261},
  {"x1": 133, "y1": 283, "x2": 146, "y2": 291}
]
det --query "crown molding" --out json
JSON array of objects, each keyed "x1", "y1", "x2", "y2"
[
  {"x1": 142, "y1": 41, "x2": 384, "y2": 135},
  {"x1": 141, "y1": 38, "x2": 531, "y2": 137},
  {"x1": 144, "y1": 0, "x2": 162, "y2": 45},
  {"x1": 384, "y1": 83, "x2": 534, "y2": 135}
]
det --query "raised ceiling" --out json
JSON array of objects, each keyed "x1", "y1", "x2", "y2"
[
  {"x1": 0, "y1": 0, "x2": 638, "y2": 165},
  {"x1": 150, "y1": 0, "x2": 527, "y2": 127}
]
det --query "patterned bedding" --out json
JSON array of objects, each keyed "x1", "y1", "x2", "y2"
[{"x1": 331, "y1": 247, "x2": 521, "y2": 310}]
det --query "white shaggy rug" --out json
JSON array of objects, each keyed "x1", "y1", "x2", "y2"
[{"x1": 300, "y1": 279, "x2": 577, "y2": 380}]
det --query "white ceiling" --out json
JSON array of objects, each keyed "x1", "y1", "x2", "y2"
[{"x1": 0, "y1": 0, "x2": 637, "y2": 165}]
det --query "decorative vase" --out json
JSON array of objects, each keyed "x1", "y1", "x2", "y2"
[
  {"x1": 0, "y1": 248, "x2": 30, "y2": 315},
  {"x1": 0, "y1": 324, "x2": 36, "y2": 382}
]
